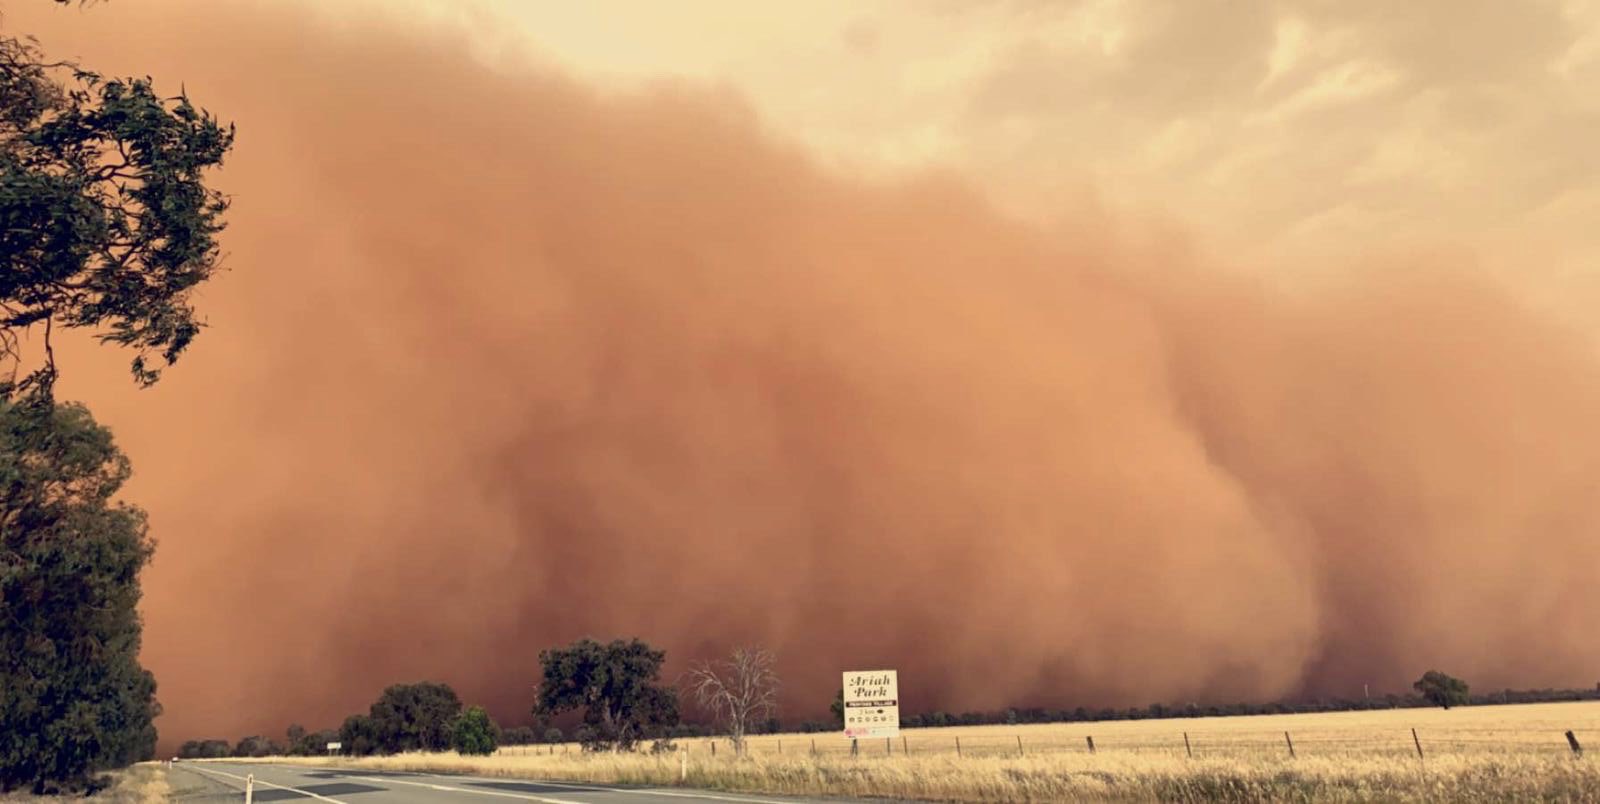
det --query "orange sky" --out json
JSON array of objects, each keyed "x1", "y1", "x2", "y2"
[{"x1": 8, "y1": 0, "x2": 1600, "y2": 748}]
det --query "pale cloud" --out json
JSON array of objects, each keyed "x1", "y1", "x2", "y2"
[{"x1": 289, "y1": 1, "x2": 1600, "y2": 319}]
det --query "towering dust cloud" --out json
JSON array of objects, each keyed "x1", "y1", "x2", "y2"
[{"x1": 16, "y1": 2, "x2": 1600, "y2": 745}]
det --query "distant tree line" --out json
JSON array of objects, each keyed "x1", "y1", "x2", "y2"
[
  {"x1": 180, "y1": 683, "x2": 501, "y2": 759},
  {"x1": 808, "y1": 672, "x2": 1599, "y2": 732},
  {"x1": 867, "y1": 675, "x2": 1598, "y2": 731},
  {"x1": 180, "y1": 654, "x2": 1600, "y2": 760},
  {"x1": 179, "y1": 639, "x2": 799, "y2": 759},
  {"x1": 182, "y1": 638, "x2": 692, "y2": 759}
]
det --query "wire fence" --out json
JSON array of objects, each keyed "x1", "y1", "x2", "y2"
[
  {"x1": 764, "y1": 730, "x2": 1587, "y2": 755},
  {"x1": 500, "y1": 727, "x2": 1590, "y2": 761}
]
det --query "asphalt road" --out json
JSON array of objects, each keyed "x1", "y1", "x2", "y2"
[{"x1": 168, "y1": 762, "x2": 841, "y2": 804}]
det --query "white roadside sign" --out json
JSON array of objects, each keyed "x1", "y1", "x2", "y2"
[
  {"x1": 326, "y1": 741, "x2": 342, "y2": 752},
  {"x1": 842, "y1": 669, "x2": 899, "y2": 739}
]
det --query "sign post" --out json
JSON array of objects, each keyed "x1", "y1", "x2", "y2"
[
  {"x1": 326, "y1": 741, "x2": 342, "y2": 756},
  {"x1": 842, "y1": 670, "x2": 899, "y2": 740}
]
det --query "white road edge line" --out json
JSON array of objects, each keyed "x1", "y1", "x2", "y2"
[
  {"x1": 335, "y1": 773, "x2": 584, "y2": 803},
  {"x1": 403, "y1": 772, "x2": 796, "y2": 804},
  {"x1": 637, "y1": 791, "x2": 798, "y2": 804},
  {"x1": 234, "y1": 761, "x2": 798, "y2": 804},
  {"x1": 180, "y1": 764, "x2": 351, "y2": 803}
]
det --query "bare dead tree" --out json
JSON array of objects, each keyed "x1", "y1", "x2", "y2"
[{"x1": 685, "y1": 646, "x2": 779, "y2": 757}]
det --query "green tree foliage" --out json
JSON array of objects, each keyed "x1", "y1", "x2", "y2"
[
  {"x1": 282, "y1": 726, "x2": 337, "y2": 756},
  {"x1": 337, "y1": 715, "x2": 379, "y2": 757},
  {"x1": 451, "y1": 706, "x2": 499, "y2": 756},
  {"x1": 534, "y1": 638, "x2": 679, "y2": 751},
  {"x1": 367, "y1": 681, "x2": 462, "y2": 753},
  {"x1": 176, "y1": 739, "x2": 230, "y2": 759},
  {"x1": 303, "y1": 728, "x2": 338, "y2": 756},
  {"x1": 230, "y1": 735, "x2": 280, "y2": 758},
  {"x1": 499, "y1": 726, "x2": 536, "y2": 746},
  {"x1": 1414, "y1": 670, "x2": 1470, "y2": 709},
  {"x1": 830, "y1": 688, "x2": 844, "y2": 727},
  {"x1": 0, "y1": 400, "x2": 158, "y2": 793},
  {"x1": 1, "y1": 4, "x2": 232, "y2": 793},
  {"x1": 1, "y1": 14, "x2": 233, "y2": 394}
]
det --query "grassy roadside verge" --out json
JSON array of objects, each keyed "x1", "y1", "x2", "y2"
[
  {"x1": 0, "y1": 764, "x2": 168, "y2": 803},
  {"x1": 242, "y1": 749, "x2": 1600, "y2": 802}
]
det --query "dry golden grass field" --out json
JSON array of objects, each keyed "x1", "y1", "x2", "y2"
[
  {"x1": 258, "y1": 701, "x2": 1600, "y2": 802},
  {"x1": 0, "y1": 764, "x2": 168, "y2": 804}
]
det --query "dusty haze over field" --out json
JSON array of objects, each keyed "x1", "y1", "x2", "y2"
[{"x1": 10, "y1": 0, "x2": 1600, "y2": 746}]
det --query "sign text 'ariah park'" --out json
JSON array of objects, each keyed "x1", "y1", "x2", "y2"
[{"x1": 842, "y1": 670, "x2": 899, "y2": 739}]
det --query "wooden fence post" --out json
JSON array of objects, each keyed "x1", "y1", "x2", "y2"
[
  {"x1": 1284, "y1": 731, "x2": 1296, "y2": 759},
  {"x1": 902, "y1": 735, "x2": 908, "y2": 755},
  {"x1": 778, "y1": 739, "x2": 782, "y2": 755},
  {"x1": 1016, "y1": 735, "x2": 1023, "y2": 756},
  {"x1": 1184, "y1": 731, "x2": 1192, "y2": 758},
  {"x1": 711, "y1": 740, "x2": 716, "y2": 757},
  {"x1": 1566, "y1": 730, "x2": 1583, "y2": 757},
  {"x1": 1086, "y1": 735, "x2": 1095, "y2": 754},
  {"x1": 886, "y1": 737, "x2": 892, "y2": 756},
  {"x1": 1412, "y1": 728, "x2": 1424, "y2": 761},
  {"x1": 810, "y1": 738, "x2": 816, "y2": 756},
  {"x1": 851, "y1": 738, "x2": 859, "y2": 758},
  {"x1": 955, "y1": 736, "x2": 961, "y2": 758}
]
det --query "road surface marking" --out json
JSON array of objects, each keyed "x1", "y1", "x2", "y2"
[
  {"x1": 406, "y1": 771, "x2": 793, "y2": 804},
  {"x1": 181, "y1": 765, "x2": 351, "y2": 803},
  {"x1": 454, "y1": 775, "x2": 790, "y2": 800},
  {"x1": 336, "y1": 773, "x2": 585, "y2": 803},
  {"x1": 223, "y1": 762, "x2": 798, "y2": 804},
  {"x1": 635, "y1": 792, "x2": 797, "y2": 804},
  {"x1": 405, "y1": 773, "x2": 794, "y2": 804}
]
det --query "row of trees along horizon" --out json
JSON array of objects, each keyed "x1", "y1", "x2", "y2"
[{"x1": 179, "y1": 640, "x2": 1600, "y2": 761}]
